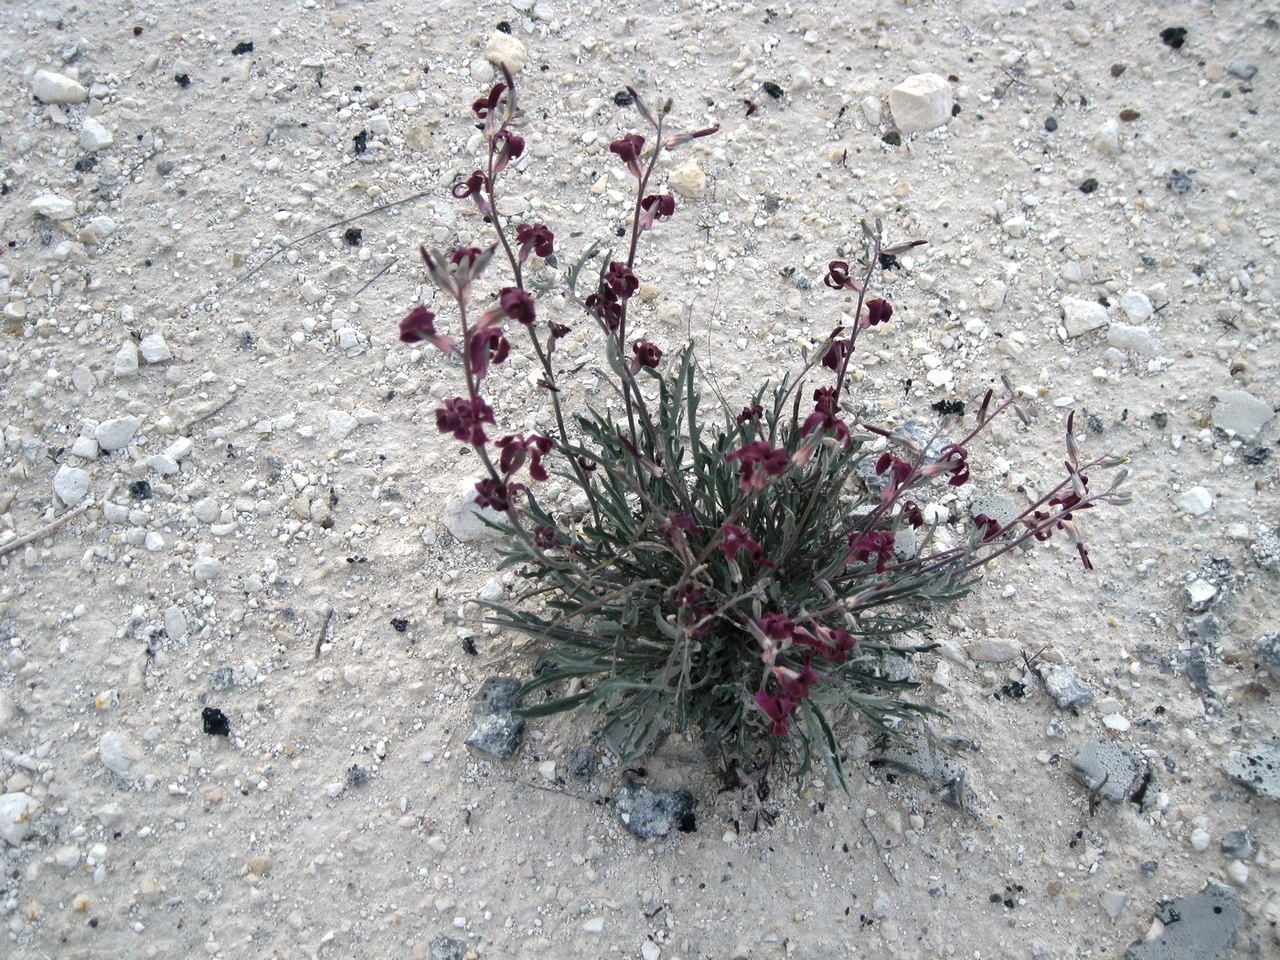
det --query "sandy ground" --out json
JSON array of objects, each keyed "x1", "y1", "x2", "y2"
[{"x1": 0, "y1": 1, "x2": 1277, "y2": 958}]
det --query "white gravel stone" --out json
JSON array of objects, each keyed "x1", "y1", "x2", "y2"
[
  {"x1": 441, "y1": 478, "x2": 505, "y2": 542},
  {"x1": 99, "y1": 731, "x2": 144, "y2": 777},
  {"x1": 641, "y1": 942, "x2": 661, "y2": 960},
  {"x1": 888, "y1": 74, "x2": 953, "y2": 133},
  {"x1": 1093, "y1": 118, "x2": 1121, "y2": 155},
  {"x1": 965, "y1": 638, "x2": 1020, "y2": 663},
  {"x1": 70, "y1": 436, "x2": 100, "y2": 459},
  {"x1": 582, "y1": 917, "x2": 605, "y2": 934},
  {"x1": 1226, "y1": 859, "x2": 1248, "y2": 886},
  {"x1": 1100, "y1": 890, "x2": 1126, "y2": 921},
  {"x1": 0, "y1": 792, "x2": 41, "y2": 846},
  {"x1": 1189, "y1": 827, "x2": 1211, "y2": 852},
  {"x1": 114, "y1": 343, "x2": 139, "y2": 378},
  {"x1": 32, "y1": 69, "x2": 88, "y2": 104},
  {"x1": 164, "y1": 606, "x2": 189, "y2": 641},
  {"x1": 485, "y1": 31, "x2": 527, "y2": 72},
  {"x1": 80, "y1": 117, "x2": 114, "y2": 152},
  {"x1": 148, "y1": 454, "x2": 179, "y2": 475},
  {"x1": 1173, "y1": 486, "x2": 1213, "y2": 517},
  {"x1": 1102, "y1": 713, "x2": 1130, "y2": 732},
  {"x1": 29, "y1": 194, "x2": 76, "y2": 220},
  {"x1": 328, "y1": 410, "x2": 358, "y2": 440},
  {"x1": 1106, "y1": 324, "x2": 1158, "y2": 357},
  {"x1": 469, "y1": 58, "x2": 494, "y2": 83},
  {"x1": 192, "y1": 557, "x2": 221, "y2": 582},
  {"x1": 1118, "y1": 291, "x2": 1153, "y2": 320},
  {"x1": 95, "y1": 416, "x2": 141, "y2": 452},
  {"x1": 143, "y1": 532, "x2": 164, "y2": 552},
  {"x1": 537, "y1": 760, "x2": 557, "y2": 781},
  {"x1": 139, "y1": 334, "x2": 172, "y2": 363},
  {"x1": 668, "y1": 162, "x2": 708, "y2": 200},
  {"x1": 192, "y1": 498, "x2": 220, "y2": 523},
  {"x1": 1210, "y1": 389, "x2": 1274, "y2": 440},
  {"x1": 1061, "y1": 297, "x2": 1109, "y2": 338},
  {"x1": 53, "y1": 465, "x2": 90, "y2": 506},
  {"x1": 164, "y1": 437, "x2": 194, "y2": 461}
]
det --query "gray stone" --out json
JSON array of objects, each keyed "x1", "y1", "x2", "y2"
[
  {"x1": 1181, "y1": 558, "x2": 1233, "y2": 613},
  {"x1": 1183, "y1": 613, "x2": 1221, "y2": 643},
  {"x1": 1251, "y1": 526, "x2": 1280, "y2": 569},
  {"x1": 210, "y1": 666, "x2": 236, "y2": 691},
  {"x1": 1255, "y1": 633, "x2": 1280, "y2": 682},
  {"x1": 428, "y1": 933, "x2": 465, "y2": 960},
  {"x1": 1220, "y1": 828, "x2": 1254, "y2": 860},
  {"x1": 139, "y1": 334, "x2": 172, "y2": 363},
  {"x1": 1100, "y1": 889, "x2": 1127, "y2": 921},
  {"x1": 328, "y1": 410, "x2": 358, "y2": 440},
  {"x1": 441, "y1": 478, "x2": 506, "y2": 542},
  {"x1": 98, "y1": 731, "x2": 144, "y2": 777},
  {"x1": 966, "y1": 638, "x2": 1020, "y2": 663},
  {"x1": 1071, "y1": 738, "x2": 1148, "y2": 804},
  {"x1": 887, "y1": 74, "x2": 953, "y2": 134},
  {"x1": 472, "y1": 675, "x2": 521, "y2": 715},
  {"x1": 94, "y1": 416, "x2": 141, "y2": 452},
  {"x1": 1061, "y1": 296, "x2": 1109, "y2": 337},
  {"x1": 1107, "y1": 323, "x2": 1159, "y2": 357},
  {"x1": 874, "y1": 728, "x2": 969, "y2": 809},
  {"x1": 32, "y1": 69, "x2": 88, "y2": 104},
  {"x1": 464, "y1": 712, "x2": 524, "y2": 760},
  {"x1": 1124, "y1": 881, "x2": 1241, "y2": 960},
  {"x1": 1227, "y1": 61, "x2": 1258, "y2": 80},
  {"x1": 567, "y1": 745, "x2": 594, "y2": 781},
  {"x1": 53, "y1": 465, "x2": 90, "y2": 506},
  {"x1": 1172, "y1": 486, "x2": 1212, "y2": 517},
  {"x1": 29, "y1": 194, "x2": 76, "y2": 220},
  {"x1": 80, "y1": 117, "x2": 114, "y2": 152},
  {"x1": 0, "y1": 792, "x2": 41, "y2": 847},
  {"x1": 1222, "y1": 738, "x2": 1280, "y2": 802},
  {"x1": 614, "y1": 777, "x2": 695, "y2": 840},
  {"x1": 1210, "y1": 388, "x2": 1273, "y2": 440},
  {"x1": 114, "y1": 343, "x2": 139, "y2": 378},
  {"x1": 1040, "y1": 664, "x2": 1095, "y2": 710}
]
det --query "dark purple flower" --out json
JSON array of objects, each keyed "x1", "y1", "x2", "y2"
[
  {"x1": 493, "y1": 128, "x2": 524, "y2": 174},
  {"x1": 515, "y1": 222, "x2": 555, "y2": 263},
  {"x1": 755, "y1": 691, "x2": 795, "y2": 737},
  {"x1": 629, "y1": 339, "x2": 662, "y2": 373},
  {"x1": 848, "y1": 529, "x2": 895, "y2": 572},
  {"x1": 865, "y1": 298, "x2": 893, "y2": 327},
  {"x1": 875, "y1": 451, "x2": 914, "y2": 495},
  {"x1": 604, "y1": 262, "x2": 639, "y2": 300},
  {"x1": 821, "y1": 331, "x2": 851, "y2": 371},
  {"x1": 824, "y1": 260, "x2": 860, "y2": 292},
  {"x1": 720, "y1": 524, "x2": 771, "y2": 567},
  {"x1": 972, "y1": 513, "x2": 1003, "y2": 542},
  {"x1": 399, "y1": 305, "x2": 456, "y2": 353},
  {"x1": 496, "y1": 432, "x2": 555, "y2": 481},
  {"x1": 669, "y1": 583, "x2": 712, "y2": 638},
  {"x1": 801, "y1": 408, "x2": 851, "y2": 448},
  {"x1": 474, "y1": 477, "x2": 518, "y2": 511},
  {"x1": 534, "y1": 525, "x2": 559, "y2": 549},
  {"x1": 450, "y1": 170, "x2": 492, "y2": 217},
  {"x1": 900, "y1": 500, "x2": 924, "y2": 528},
  {"x1": 937, "y1": 443, "x2": 970, "y2": 487},
  {"x1": 585, "y1": 289, "x2": 623, "y2": 330},
  {"x1": 727, "y1": 440, "x2": 790, "y2": 492},
  {"x1": 755, "y1": 613, "x2": 795, "y2": 642},
  {"x1": 736, "y1": 403, "x2": 763, "y2": 424},
  {"x1": 499, "y1": 287, "x2": 536, "y2": 325},
  {"x1": 638, "y1": 193, "x2": 676, "y2": 230},
  {"x1": 436, "y1": 396, "x2": 496, "y2": 446},
  {"x1": 451, "y1": 246, "x2": 484, "y2": 268},
  {"x1": 660, "y1": 512, "x2": 697, "y2": 544},
  {"x1": 467, "y1": 326, "x2": 510, "y2": 380},
  {"x1": 796, "y1": 624, "x2": 857, "y2": 664},
  {"x1": 609, "y1": 133, "x2": 646, "y2": 177},
  {"x1": 472, "y1": 82, "x2": 507, "y2": 119},
  {"x1": 775, "y1": 661, "x2": 821, "y2": 701}
]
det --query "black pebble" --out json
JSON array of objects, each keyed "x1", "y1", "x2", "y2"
[
  {"x1": 613, "y1": 89, "x2": 633, "y2": 107},
  {"x1": 1078, "y1": 177, "x2": 1099, "y2": 194},
  {"x1": 202, "y1": 707, "x2": 230, "y2": 736},
  {"x1": 390, "y1": 617, "x2": 409, "y2": 633},
  {"x1": 175, "y1": 74, "x2": 191, "y2": 88},
  {"x1": 352, "y1": 130, "x2": 368, "y2": 155},
  {"x1": 1168, "y1": 169, "x2": 1193, "y2": 194},
  {"x1": 762, "y1": 81, "x2": 784, "y2": 99},
  {"x1": 128, "y1": 479, "x2": 153, "y2": 501},
  {"x1": 1159, "y1": 27, "x2": 1187, "y2": 50},
  {"x1": 344, "y1": 227, "x2": 362, "y2": 246},
  {"x1": 496, "y1": 21, "x2": 512, "y2": 34},
  {"x1": 881, "y1": 131, "x2": 902, "y2": 146},
  {"x1": 232, "y1": 41, "x2": 254, "y2": 56},
  {"x1": 75, "y1": 155, "x2": 98, "y2": 173},
  {"x1": 1044, "y1": 116, "x2": 1058, "y2": 132},
  {"x1": 461, "y1": 637, "x2": 478, "y2": 656},
  {"x1": 1243, "y1": 447, "x2": 1271, "y2": 465},
  {"x1": 347, "y1": 764, "x2": 369, "y2": 787}
]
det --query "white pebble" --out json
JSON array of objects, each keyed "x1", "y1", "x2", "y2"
[
  {"x1": 0, "y1": 792, "x2": 41, "y2": 846},
  {"x1": 33, "y1": 69, "x2": 88, "y2": 104},
  {"x1": 99, "y1": 731, "x2": 144, "y2": 777},
  {"x1": 192, "y1": 557, "x2": 220, "y2": 582},
  {"x1": 29, "y1": 194, "x2": 77, "y2": 220},
  {"x1": 139, "y1": 334, "x2": 172, "y2": 363},
  {"x1": 888, "y1": 73, "x2": 953, "y2": 133},
  {"x1": 1189, "y1": 827, "x2": 1211, "y2": 852},
  {"x1": 1173, "y1": 486, "x2": 1213, "y2": 517},
  {"x1": 582, "y1": 917, "x2": 605, "y2": 934},
  {"x1": 95, "y1": 416, "x2": 141, "y2": 452},
  {"x1": 80, "y1": 117, "x2": 114, "y2": 152},
  {"x1": 53, "y1": 465, "x2": 90, "y2": 506},
  {"x1": 484, "y1": 31, "x2": 527, "y2": 73},
  {"x1": 1226, "y1": 859, "x2": 1248, "y2": 886},
  {"x1": 641, "y1": 942, "x2": 661, "y2": 960},
  {"x1": 114, "y1": 343, "x2": 139, "y2": 378}
]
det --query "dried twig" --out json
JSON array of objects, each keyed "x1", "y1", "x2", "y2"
[
  {"x1": 0, "y1": 486, "x2": 114, "y2": 560},
  {"x1": 861, "y1": 814, "x2": 901, "y2": 886},
  {"x1": 314, "y1": 605, "x2": 335, "y2": 659}
]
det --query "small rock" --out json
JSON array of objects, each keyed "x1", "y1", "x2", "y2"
[
  {"x1": 887, "y1": 74, "x2": 953, "y2": 133},
  {"x1": 1222, "y1": 738, "x2": 1280, "y2": 802},
  {"x1": 1224, "y1": 859, "x2": 1248, "y2": 887},
  {"x1": 29, "y1": 194, "x2": 76, "y2": 220},
  {"x1": 1210, "y1": 388, "x2": 1274, "y2": 440},
  {"x1": 1220, "y1": 829, "x2": 1253, "y2": 860},
  {"x1": 1251, "y1": 526, "x2": 1280, "y2": 569},
  {"x1": 484, "y1": 31, "x2": 527, "y2": 72},
  {"x1": 114, "y1": 343, "x2": 139, "y2": 378},
  {"x1": 441, "y1": 478, "x2": 505, "y2": 542},
  {"x1": 582, "y1": 917, "x2": 605, "y2": 934},
  {"x1": 192, "y1": 557, "x2": 220, "y2": 582},
  {"x1": 1226, "y1": 61, "x2": 1257, "y2": 80},
  {"x1": 1071, "y1": 738, "x2": 1148, "y2": 804},
  {"x1": 70, "y1": 437, "x2": 99, "y2": 459},
  {"x1": 1093, "y1": 118, "x2": 1121, "y2": 155},
  {"x1": 99, "y1": 731, "x2": 144, "y2": 777},
  {"x1": 614, "y1": 777, "x2": 696, "y2": 840},
  {"x1": 966, "y1": 638, "x2": 1020, "y2": 663},
  {"x1": 94, "y1": 416, "x2": 141, "y2": 452},
  {"x1": 1189, "y1": 827, "x2": 1211, "y2": 852},
  {"x1": 428, "y1": 933, "x2": 465, "y2": 960},
  {"x1": 0, "y1": 793, "x2": 41, "y2": 846},
  {"x1": 567, "y1": 745, "x2": 594, "y2": 781},
  {"x1": 465, "y1": 712, "x2": 525, "y2": 760},
  {"x1": 1168, "y1": 169, "x2": 1194, "y2": 195},
  {"x1": 80, "y1": 117, "x2": 114, "y2": 152},
  {"x1": 473, "y1": 676, "x2": 521, "y2": 715},
  {"x1": 1181, "y1": 578, "x2": 1217, "y2": 613},
  {"x1": 53, "y1": 465, "x2": 90, "y2": 506},
  {"x1": 873, "y1": 728, "x2": 968, "y2": 809},
  {"x1": 1118, "y1": 290, "x2": 1153, "y2": 320},
  {"x1": 1124, "y1": 881, "x2": 1241, "y2": 960},
  {"x1": 1106, "y1": 324, "x2": 1159, "y2": 357},
  {"x1": 328, "y1": 410, "x2": 358, "y2": 440},
  {"x1": 1040, "y1": 664, "x2": 1095, "y2": 710},
  {"x1": 1100, "y1": 890, "x2": 1127, "y2": 921},
  {"x1": 1061, "y1": 296, "x2": 1109, "y2": 337},
  {"x1": 641, "y1": 942, "x2": 661, "y2": 960},
  {"x1": 1172, "y1": 486, "x2": 1212, "y2": 516},
  {"x1": 1254, "y1": 634, "x2": 1280, "y2": 682},
  {"x1": 139, "y1": 334, "x2": 172, "y2": 363},
  {"x1": 1103, "y1": 713, "x2": 1131, "y2": 733},
  {"x1": 537, "y1": 760, "x2": 557, "y2": 781},
  {"x1": 202, "y1": 707, "x2": 230, "y2": 737},
  {"x1": 32, "y1": 69, "x2": 88, "y2": 104},
  {"x1": 667, "y1": 162, "x2": 707, "y2": 200},
  {"x1": 469, "y1": 58, "x2": 494, "y2": 84}
]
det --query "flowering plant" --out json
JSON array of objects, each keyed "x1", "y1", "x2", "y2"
[{"x1": 400, "y1": 67, "x2": 1129, "y2": 786}]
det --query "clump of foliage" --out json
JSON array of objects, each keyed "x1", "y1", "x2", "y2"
[{"x1": 399, "y1": 66, "x2": 1129, "y2": 786}]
